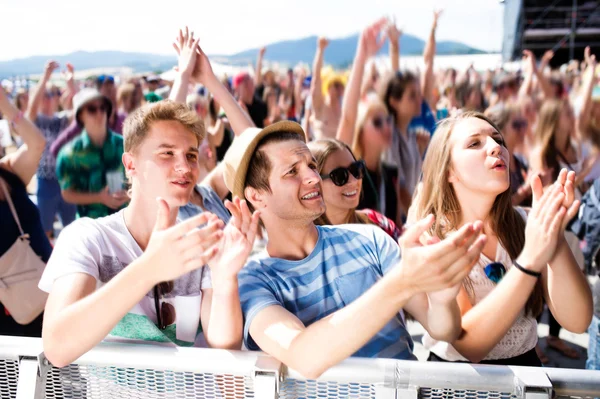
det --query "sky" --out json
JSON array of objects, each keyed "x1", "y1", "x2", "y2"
[{"x1": 0, "y1": 0, "x2": 505, "y2": 62}]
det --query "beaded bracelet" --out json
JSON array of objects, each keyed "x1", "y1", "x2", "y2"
[{"x1": 513, "y1": 261, "x2": 541, "y2": 278}]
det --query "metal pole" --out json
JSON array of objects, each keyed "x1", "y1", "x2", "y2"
[{"x1": 570, "y1": 0, "x2": 577, "y2": 60}]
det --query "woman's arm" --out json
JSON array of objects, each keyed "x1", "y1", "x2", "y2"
[
  {"x1": 310, "y1": 38, "x2": 328, "y2": 118},
  {"x1": 0, "y1": 87, "x2": 46, "y2": 185},
  {"x1": 255, "y1": 47, "x2": 265, "y2": 87},
  {"x1": 336, "y1": 19, "x2": 387, "y2": 146},
  {"x1": 422, "y1": 10, "x2": 441, "y2": 109},
  {"x1": 26, "y1": 61, "x2": 58, "y2": 121},
  {"x1": 576, "y1": 47, "x2": 597, "y2": 135}
]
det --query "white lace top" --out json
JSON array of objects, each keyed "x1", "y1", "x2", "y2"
[{"x1": 422, "y1": 212, "x2": 538, "y2": 361}]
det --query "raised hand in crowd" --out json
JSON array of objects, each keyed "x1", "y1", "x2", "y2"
[
  {"x1": 387, "y1": 16, "x2": 402, "y2": 72},
  {"x1": 26, "y1": 60, "x2": 59, "y2": 120}
]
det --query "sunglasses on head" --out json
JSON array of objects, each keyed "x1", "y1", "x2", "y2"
[
  {"x1": 372, "y1": 115, "x2": 392, "y2": 129},
  {"x1": 511, "y1": 118, "x2": 528, "y2": 131},
  {"x1": 321, "y1": 160, "x2": 365, "y2": 187},
  {"x1": 154, "y1": 281, "x2": 175, "y2": 330},
  {"x1": 84, "y1": 103, "x2": 107, "y2": 114},
  {"x1": 97, "y1": 75, "x2": 115, "y2": 85},
  {"x1": 484, "y1": 262, "x2": 506, "y2": 284}
]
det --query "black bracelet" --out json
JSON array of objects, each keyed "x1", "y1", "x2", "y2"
[{"x1": 513, "y1": 261, "x2": 542, "y2": 278}]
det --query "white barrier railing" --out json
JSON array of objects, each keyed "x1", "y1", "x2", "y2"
[{"x1": 1, "y1": 335, "x2": 599, "y2": 399}]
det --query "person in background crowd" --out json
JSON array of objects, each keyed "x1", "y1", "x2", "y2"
[
  {"x1": 309, "y1": 37, "x2": 345, "y2": 140},
  {"x1": 0, "y1": 84, "x2": 49, "y2": 337},
  {"x1": 14, "y1": 88, "x2": 29, "y2": 113},
  {"x1": 55, "y1": 88, "x2": 128, "y2": 219},
  {"x1": 335, "y1": 17, "x2": 402, "y2": 226},
  {"x1": 26, "y1": 61, "x2": 76, "y2": 240},
  {"x1": 233, "y1": 71, "x2": 268, "y2": 128},
  {"x1": 144, "y1": 75, "x2": 163, "y2": 103},
  {"x1": 413, "y1": 112, "x2": 592, "y2": 366}
]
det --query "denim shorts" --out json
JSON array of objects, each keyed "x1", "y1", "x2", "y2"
[
  {"x1": 36, "y1": 177, "x2": 76, "y2": 232},
  {"x1": 587, "y1": 315, "x2": 600, "y2": 371}
]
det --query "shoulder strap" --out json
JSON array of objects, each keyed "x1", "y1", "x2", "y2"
[{"x1": 0, "y1": 177, "x2": 25, "y2": 237}]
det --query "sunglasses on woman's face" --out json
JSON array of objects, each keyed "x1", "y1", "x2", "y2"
[
  {"x1": 511, "y1": 118, "x2": 528, "y2": 131},
  {"x1": 371, "y1": 115, "x2": 392, "y2": 130},
  {"x1": 84, "y1": 103, "x2": 107, "y2": 115},
  {"x1": 484, "y1": 262, "x2": 506, "y2": 284},
  {"x1": 154, "y1": 281, "x2": 175, "y2": 330},
  {"x1": 321, "y1": 160, "x2": 365, "y2": 187}
]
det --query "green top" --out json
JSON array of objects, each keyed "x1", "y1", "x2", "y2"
[{"x1": 56, "y1": 130, "x2": 126, "y2": 219}]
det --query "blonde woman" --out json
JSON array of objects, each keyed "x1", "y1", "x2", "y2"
[{"x1": 412, "y1": 111, "x2": 592, "y2": 366}]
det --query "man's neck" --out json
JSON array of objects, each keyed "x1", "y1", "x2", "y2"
[
  {"x1": 87, "y1": 127, "x2": 108, "y2": 148},
  {"x1": 264, "y1": 220, "x2": 320, "y2": 261},
  {"x1": 124, "y1": 195, "x2": 178, "y2": 251}
]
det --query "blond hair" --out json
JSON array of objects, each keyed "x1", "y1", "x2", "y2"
[
  {"x1": 123, "y1": 100, "x2": 205, "y2": 153},
  {"x1": 412, "y1": 111, "x2": 543, "y2": 316},
  {"x1": 351, "y1": 97, "x2": 389, "y2": 160}
]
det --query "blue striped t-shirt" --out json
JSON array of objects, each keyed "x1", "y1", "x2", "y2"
[{"x1": 238, "y1": 224, "x2": 415, "y2": 360}]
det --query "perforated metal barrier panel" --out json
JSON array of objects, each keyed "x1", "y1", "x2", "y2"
[
  {"x1": 419, "y1": 388, "x2": 517, "y2": 399},
  {"x1": 279, "y1": 379, "x2": 377, "y2": 399},
  {"x1": 44, "y1": 364, "x2": 255, "y2": 399},
  {"x1": 0, "y1": 359, "x2": 19, "y2": 399}
]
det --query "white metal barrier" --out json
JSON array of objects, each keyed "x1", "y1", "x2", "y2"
[{"x1": 1, "y1": 336, "x2": 599, "y2": 399}]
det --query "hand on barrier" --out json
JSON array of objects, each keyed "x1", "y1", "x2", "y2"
[
  {"x1": 396, "y1": 215, "x2": 486, "y2": 295},
  {"x1": 143, "y1": 197, "x2": 224, "y2": 283},
  {"x1": 206, "y1": 197, "x2": 261, "y2": 283}
]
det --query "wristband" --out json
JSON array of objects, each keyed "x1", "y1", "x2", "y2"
[{"x1": 513, "y1": 261, "x2": 541, "y2": 278}]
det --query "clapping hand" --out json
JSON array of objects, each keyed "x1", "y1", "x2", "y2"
[{"x1": 206, "y1": 197, "x2": 261, "y2": 283}]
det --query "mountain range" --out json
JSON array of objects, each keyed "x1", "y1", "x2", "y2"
[{"x1": 0, "y1": 32, "x2": 486, "y2": 78}]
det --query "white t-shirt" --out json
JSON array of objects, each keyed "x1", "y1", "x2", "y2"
[{"x1": 39, "y1": 209, "x2": 212, "y2": 347}]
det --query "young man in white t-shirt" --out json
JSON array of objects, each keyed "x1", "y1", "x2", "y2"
[{"x1": 39, "y1": 99, "x2": 260, "y2": 368}]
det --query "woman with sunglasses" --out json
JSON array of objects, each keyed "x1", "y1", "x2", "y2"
[
  {"x1": 308, "y1": 138, "x2": 401, "y2": 240},
  {"x1": 411, "y1": 111, "x2": 592, "y2": 366}
]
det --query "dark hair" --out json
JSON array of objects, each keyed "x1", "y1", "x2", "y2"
[
  {"x1": 244, "y1": 131, "x2": 305, "y2": 211},
  {"x1": 209, "y1": 97, "x2": 218, "y2": 121},
  {"x1": 379, "y1": 71, "x2": 417, "y2": 120}
]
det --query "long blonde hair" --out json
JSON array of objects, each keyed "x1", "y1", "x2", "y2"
[
  {"x1": 351, "y1": 97, "x2": 389, "y2": 161},
  {"x1": 534, "y1": 99, "x2": 567, "y2": 181},
  {"x1": 412, "y1": 111, "x2": 543, "y2": 316}
]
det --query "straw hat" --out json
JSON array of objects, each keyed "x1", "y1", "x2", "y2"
[{"x1": 223, "y1": 121, "x2": 306, "y2": 199}]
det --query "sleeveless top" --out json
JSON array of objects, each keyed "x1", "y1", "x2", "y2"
[{"x1": 422, "y1": 208, "x2": 538, "y2": 361}]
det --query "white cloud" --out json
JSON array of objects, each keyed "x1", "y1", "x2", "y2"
[{"x1": 0, "y1": 0, "x2": 504, "y2": 61}]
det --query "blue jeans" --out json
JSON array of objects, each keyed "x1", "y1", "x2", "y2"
[
  {"x1": 36, "y1": 177, "x2": 76, "y2": 233},
  {"x1": 587, "y1": 315, "x2": 600, "y2": 370}
]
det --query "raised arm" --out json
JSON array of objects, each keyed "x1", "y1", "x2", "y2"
[
  {"x1": 518, "y1": 50, "x2": 536, "y2": 98},
  {"x1": 169, "y1": 27, "x2": 200, "y2": 104},
  {"x1": 27, "y1": 61, "x2": 59, "y2": 121},
  {"x1": 388, "y1": 18, "x2": 401, "y2": 72},
  {"x1": 577, "y1": 47, "x2": 597, "y2": 133},
  {"x1": 422, "y1": 10, "x2": 441, "y2": 109},
  {"x1": 310, "y1": 37, "x2": 329, "y2": 116},
  {"x1": 336, "y1": 18, "x2": 387, "y2": 146},
  {"x1": 255, "y1": 47, "x2": 266, "y2": 87},
  {"x1": 0, "y1": 86, "x2": 46, "y2": 185},
  {"x1": 535, "y1": 50, "x2": 555, "y2": 99},
  {"x1": 60, "y1": 63, "x2": 78, "y2": 111}
]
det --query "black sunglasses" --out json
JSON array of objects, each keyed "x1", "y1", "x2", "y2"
[
  {"x1": 154, "y1": 281, "x2": 175, "y2": 330},
  {"x1": 321, "y1": 160, "x2": 365, "y2": 187},
  {"x1": 511, "y1": 118, "x2": 528, "y2": 131},
  {"x1": 84, "y1": 103, "x2": 107, "y2": 114},
  {"x1": 484, "y1": 262, "x2": 506, "y2": 284},
  {"x1": 372, "y1": 115, "x2": 392, "y2": 129}
]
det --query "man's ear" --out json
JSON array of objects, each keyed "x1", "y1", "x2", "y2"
[
  {"x1": 244, "y1": 186, "x2": 266, "y2": 210},
  {"x1": 122, "y1": 152, "x2": 135, "y2": 179}
]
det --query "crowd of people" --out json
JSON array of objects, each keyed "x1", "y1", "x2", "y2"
[{"x1": 1, "y1": 12, "x2": 599, "y2": 378}]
